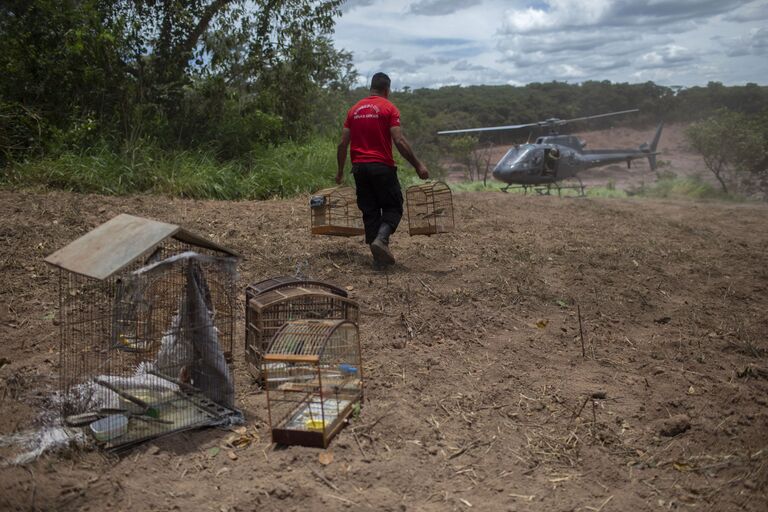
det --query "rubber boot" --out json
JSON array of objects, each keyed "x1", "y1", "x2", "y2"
[{"x1": 370, "y1": 223, "x2": 395, "y2": 266}]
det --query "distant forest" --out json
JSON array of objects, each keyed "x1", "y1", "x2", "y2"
[
  {"x1": 387, "y1": 81, "x2": 768, "y2": 159},
  {"x1": 1, "y1": 1, "x2": 767, "y2": 198}
]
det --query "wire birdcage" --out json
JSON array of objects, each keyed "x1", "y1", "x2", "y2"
[
  {"x1": 45, "y1": 214, "x2": 240, "y2": 449},
  {"x1": 406, "y1": 181, "x2": 455, "y2": 236},
  {"x1": 310, "y1": 186, "x2": 364, "y2": 237},
  {"x1": 263, "y1": 319, "x2": 363, "y2": 448},
  {"x1": 245, "y1": 276, "x2": 348, "y2": 303},
  {"x1": 245, "y1": 285, "x2": 358, "y2": 382}
]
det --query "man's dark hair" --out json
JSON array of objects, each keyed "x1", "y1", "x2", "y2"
[{"x1": 371, "y1": 72, "x2": 391, "y2": 92}]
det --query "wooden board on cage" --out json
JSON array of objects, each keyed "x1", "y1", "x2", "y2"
[
  {"x1": 263, "y1": 319, "x2": 363, "y2": 448},
  {"x1": 310, "y1": 186, "x2": 364, "y2": 237},
  {"x1": 44, "y1": 214, "x2": 241, "y2": 450},
  {"x1": 406, "y1": 181, "x2": 455, "y2": 236},
  {"x1": 245, "y1": 286, "x2": 359, "y2": 382}
]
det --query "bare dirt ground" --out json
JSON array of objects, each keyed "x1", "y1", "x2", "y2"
[
  {"x1": 1, "y1": 185, "x2": 767, "y2": 511},
  {"x1": 449, "y1": 123, "x2": 710, "y2": 190}
]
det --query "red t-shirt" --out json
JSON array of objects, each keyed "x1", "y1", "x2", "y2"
[{"x1": 344, "y1": 95, "x2": 401, "y2": 166}]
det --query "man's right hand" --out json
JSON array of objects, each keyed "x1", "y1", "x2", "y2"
[{"x1": 416, "y1": 164, "x2": 429, "y2": 180}]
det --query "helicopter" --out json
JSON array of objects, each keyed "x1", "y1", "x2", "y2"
[{"x1": 438, "y1": 109, "x2": 663, "y2": 194}]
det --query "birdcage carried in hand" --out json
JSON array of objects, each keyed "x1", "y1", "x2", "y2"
[
  {"x1": 45, "y1": 214, "x2": 240, "y2": 449},
  {"x1": 310, "y1": 186, "x2": 364, "y2": 237},
  {"x1": 406, "y1": 181, "x2": 454, "y2": 236},
  {"x1": 263, "y1": 319, "x2": 363, "y2": 448},
  {"x1": 245, "y1": 283, "x2": 358, "y2": 382}
]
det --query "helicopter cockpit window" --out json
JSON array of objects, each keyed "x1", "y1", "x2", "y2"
[
  {"x1": 500, "y1": 145, "x2": 546, "y2": 174},
  {"x1": 526, "y1": 149, "x2": 545, "y2": 174}
]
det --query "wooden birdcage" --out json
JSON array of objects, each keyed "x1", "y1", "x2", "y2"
[
  {"x1": 406, "y1": 181, "x2": 455, "y2": 236},
  {"x1": 263, "y1": 319, "x2": 363, "y2": 448},
  {"x1": 310, "y1": 186, "x2": 364, "y2": 236},
  {"x1": 44, "y1": 214, "x2": 240, "y2": 449},
  {"x1": 245, "y1": 276, "x2": 348, "y2": 303},
  {"x1": 245, "y1": 285, "x2": 359, "y2": 381}
]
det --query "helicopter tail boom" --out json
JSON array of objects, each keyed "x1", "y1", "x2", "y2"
[{"x1": 645, "y1": 122, "x2": 664, "y2": 171}]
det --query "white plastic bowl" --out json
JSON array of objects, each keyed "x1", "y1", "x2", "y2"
[{"x1": 90, "y1": 414, "x2": 128, "y2": 441}]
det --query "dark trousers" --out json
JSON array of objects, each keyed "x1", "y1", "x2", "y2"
[{"x1": 352, "y1": 163, "x2": 403, "y2": 244}]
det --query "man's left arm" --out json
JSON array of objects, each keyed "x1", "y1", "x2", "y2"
[{"x1": 336, "y1": 127, "x2": 350, "y2": 184}]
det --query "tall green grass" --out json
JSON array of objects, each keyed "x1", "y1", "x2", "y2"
[
  {"x1": 447, "y1": 175, "x2": 738, "y2": 202},
  {"x1": 628, "y1": 176, "x2": 737, "y2": 201},
  {"x1": 1, "y1": 138, "x2": 342, "y2": 200},
  {"x1": 1, "y1": 143, "x2": 742, "y2": 204}
]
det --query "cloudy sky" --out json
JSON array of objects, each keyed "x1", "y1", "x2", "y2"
[{"x1": 333, "y1": 0, "x2": 768, "y2": 89}]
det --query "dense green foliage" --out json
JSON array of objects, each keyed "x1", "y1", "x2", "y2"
[
  {"x1": 686, "y1": 110, "x2": 768, "y2": 195},
  {"x1": 686, "y1": 110, "x2": 768, "y2": 194},
  {"x1": 1, "y1": 2, "x2": 767, "y2": 200},
  {"x1": 0, "y1": 0, "x2": 353, "y2": 161}
]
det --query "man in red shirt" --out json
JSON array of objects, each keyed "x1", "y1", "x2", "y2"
[{"x1": 336, "y1": 72, "x2": 429, "y2": 266}]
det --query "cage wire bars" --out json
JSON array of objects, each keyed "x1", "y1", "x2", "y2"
[
  {"x1": 263, "y1": 319, "x2": 363, "y2": 448},
  {"x1": 406, "y1": 181, "x2": 454, "y2": 236},
  {"x1": 45, "y1": 214, "x2": 241, "y2": 449},
  {"x1": 245, "y1": 284, "x2": 359, "y2": 382},
  {"x1": 309, "y1": 186, "x2": 365, "y2": 237}
]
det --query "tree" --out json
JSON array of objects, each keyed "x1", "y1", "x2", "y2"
[
  {"x1": 447, "y1": 136, "x2": 488, "y2": 181},
  {"x1": 0, "y1": 0, "x2": 354, "y2": 159},
  {"x1": 0, "y1": 0, "x2": 128, "y2": 149},
  {"x1": 686, "y1": 110, "x2": 766, "y2": 194},
  {"x1": 112, "y1": 0, "x2": 353, "y2": 141}
]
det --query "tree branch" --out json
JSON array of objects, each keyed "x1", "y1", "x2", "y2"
[{"x1": 178, "y1": 0, "x2": 236, "y2": 66}]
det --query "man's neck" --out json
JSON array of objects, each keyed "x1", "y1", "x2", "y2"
[{"x1": 370, "y1": 89, "x2": 388, "y2": 99}]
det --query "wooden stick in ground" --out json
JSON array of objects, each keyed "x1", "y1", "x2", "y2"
[
  {"x1": 570, "y1": 395, "x2": 591, "y2": 425},
  {"x1": 311, "y1": 468, "x2": 340, "y2": 492},
  {"x1": 578, "y1": 304, "x2": 586, "y2": 358},
  {"x1": 353, "y1": 431, "x2": 369, "y2": 460}
]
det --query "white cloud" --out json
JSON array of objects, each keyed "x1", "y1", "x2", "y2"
[
  {"x1": 358, "y1": 48, "x2": 393, "y2": 61},
  {"x1": 379, "y1": 58, "x2": 421, "y2": 73},
  {"x1": 341, "y1": 0, "x2": 377, "y2": 12},
  {"x1": 723, "y1": 1, "x2": 768, "y2": 22},
  {"x1": 332, "y1": 0, "x2": 768, "y2": 88},
  {"x1": 548, "y1": 63, "x2": 588, "y2": 79},
  {"x1": 452, "y1": 60, "x2": 488, "y2": 72},
  {"x1": 637, "y1": 45, "x2": 697, "y2": 69},
  {"x1": 500, "y1": 0, "x2": 753, "y2": 34},
  {"x1": 721, "y1": 27, "x2": 768, "y2": 57},
  {"x1": 502, "y1": 1, "x2": 611, "y2": 33},
  {"x1": 408, "y1": 0, "x2": 483, "y2": 16}
]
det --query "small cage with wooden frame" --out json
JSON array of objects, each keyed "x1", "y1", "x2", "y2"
[
  {"x1": 406, "y1": 181, "x2": 454, "y2": 236},
  {"x1": 245, "y1": 285, "x2": 358, "y2": 382},
  {"x1": 44, "y1": 214, "x2": 240, "y2": 449},
  {"x1": 309, "y1": 186, "x2": 364, "y2": 237},
  {"x1": 263, "y1": 319, "x2": 363, "y2": 448}
]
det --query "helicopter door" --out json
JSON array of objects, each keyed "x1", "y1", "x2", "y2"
[{"x1": 543, "y1": 148, "x2": 560, "y2": 177}]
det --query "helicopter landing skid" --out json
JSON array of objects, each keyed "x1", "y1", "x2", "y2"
[
  {"x1": 500, "y1": 184, "x2": 545, "y2": 195},
  {"x1": 501, "y1": 180, "x2": 586, "y2": 197}
]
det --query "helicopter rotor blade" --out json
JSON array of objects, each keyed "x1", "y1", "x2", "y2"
[
  {"x1": 437, "y1": 109, "x2": 640, "y2": 135},
  {"x1": 559, "y1": 109, "x2": 639, "y2": 125},
  {"x1": 437, "y1": 123, "x2": 540, "y2": 135}
]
